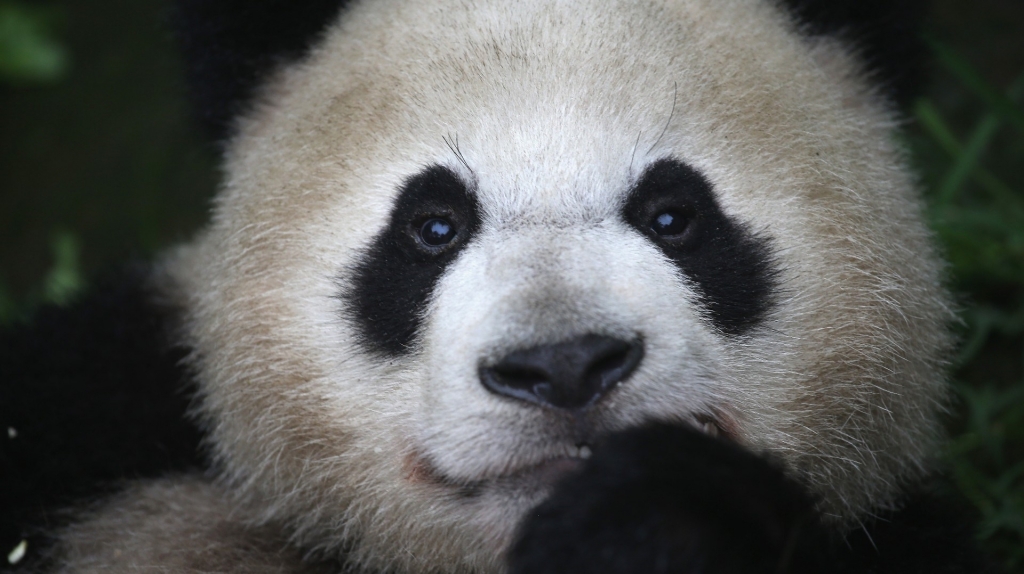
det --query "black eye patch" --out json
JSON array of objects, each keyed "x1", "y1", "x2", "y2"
[
  {"x1": 622, "y1": 159, "x2": 778, "y2": 336},
  {"x1": 345, "y1": 165, "x2": 481, "y2": 355}
]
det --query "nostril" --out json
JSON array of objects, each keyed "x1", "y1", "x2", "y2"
[
  {"x1": 480, "y1": 335, "x2": 644, "y2": 410},
  {"x1": 480, "y1": 365, "x2": 553, "y2": 406},
  {"x1": 587, "y1": 342, "x2": 634, "y2": 388},
  {"x1": 488, "y1": 366, "x2": 554, "y2": 401}
]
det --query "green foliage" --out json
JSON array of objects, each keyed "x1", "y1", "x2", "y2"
[
  {"x1": 42, "y1": 231, "x2": 83, "y2": 306},
  {"x1": 0, "y1": 1, "x2": 67, "y2": 85},
  {"x1": 914, "y1": 39, "x2": 1024, "y2": 571},
  {"x1": 0, "y1": 230, "x2": 82, "y2": 326}
]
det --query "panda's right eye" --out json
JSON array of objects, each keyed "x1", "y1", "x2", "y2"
[{"x1": 418, "y1": 217, "x2": 458, "y2": 247}]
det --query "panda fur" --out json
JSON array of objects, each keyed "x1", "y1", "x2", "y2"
[{"x1": 0, "y1": 0, "x2": 998, "y2": 572}]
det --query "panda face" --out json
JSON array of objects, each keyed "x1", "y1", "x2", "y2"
[
  {"x1": 163, "y1": 0, "x2": 953, "y2": 571},
  {"x1": 361, "y1": 155, "x2": 777, "y2": 492}
]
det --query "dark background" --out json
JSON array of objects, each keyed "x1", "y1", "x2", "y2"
[{"x1": 1, "y1": 0, "x2": 1022, "y2": 570}]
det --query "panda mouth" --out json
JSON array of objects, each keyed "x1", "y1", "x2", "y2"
[
  {"x1": 529, "y1": 442, "x2": 593, "y2": 466},
  {"x1": 407, "y1": 414, "x2": 729, "y2": 489},
  {"x1": 508, "y1": 448, "x2": 591, "y2": 485},
  {"x1": 494, "y1": 416, "x2": 728, "y2": 486},
  {"x1": 516, "y1": 414, "x2": 729, "y2": 476},
  {"x1": 404, "y1": 443, "x2": 594, "y2": 490}
]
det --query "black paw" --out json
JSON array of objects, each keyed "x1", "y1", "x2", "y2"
[{"x1": 508, "y1": 423, "x2": 832, "y2": 574}]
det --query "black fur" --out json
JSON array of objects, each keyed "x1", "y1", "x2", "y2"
[
  {"x1": 509, "y1": 424, "x2": 830, "y2": 574},
  {"x1": 172, "y1": 0, "x2": 352, "y2": 142},
  {"x1": 0, "y1": 266, "x2": 202, "y2": 570},
  {"x1": 346, "y1": 166, "x2": 482, "y2": 356},
  {"x1": 840, "y1": 488, "x2": 1000, "y2": 574},
  {"x1": 509, "y1": 423, "x2": 998, "y2": 574},
  {"x1": 780, "y1": 0, "x2": 929, "y2": 108},
  {"x1": 623, "y1": 159, "x2": 778, "y2": 336}
]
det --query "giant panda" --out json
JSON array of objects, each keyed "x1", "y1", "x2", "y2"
[{"x1": 0, "y1": 0, "x2": 1000, "y2": 572}]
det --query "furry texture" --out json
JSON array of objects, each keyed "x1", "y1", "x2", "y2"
[
  {"x1": 779, "y1": 0, "x2": 928, "y2": 107},
  {"x1": 838, "y1": 490, "x2": 999, "y2": 574},
  {"x1": 510, "y1": 424, "x2": 996, "y2": 574},
  {"x1": 0, "y1": 267, "x2": 202, "y2": 571},
  {"x1": 347, "y1": 165, "x2": 483, "y2": 355},
  {"x1": 620, "y1": 158, "x2": 779, "y2": 336},
  {"x1": 172, "y1": 0, "x2": 352, "y2": 141},
  {"x1": 158, "y1": 0, "x2": 953, "y2": 571},
  {"x1": 7, "y1": 0, "x2": 970, "y2": 572},
  {"x1": 172, "y1": 0, "x2": 929, "y2": 145},
  {"x1": 40, "y1": 477, "x2": 335, "y2": 574},
  {"x1": 509, "y1": 423, "x2": 832, "y2": 573}
]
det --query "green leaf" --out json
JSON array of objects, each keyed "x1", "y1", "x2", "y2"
[
  {"x1": 0, "y1": 2, "x2": 68, "y2": 85},
  {"x1": 938, "y1": 72, "x2": 1024, "y2": 204},
  {"x1": 928, "y1": 38, "x2": 1024, "y2": 137},
  {"x1": 42, "y1": 230, "x2": 82, "y2": 306},
  {"x1": 916, "y1": 100, "x2": 1021, "y2": 206}
]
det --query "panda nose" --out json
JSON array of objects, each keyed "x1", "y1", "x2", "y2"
[{"x1": 480, "y1": 335, "x2": 644, "y2": 410}]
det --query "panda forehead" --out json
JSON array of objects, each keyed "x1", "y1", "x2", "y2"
[
  {"x1": 436, "y1": 126, "x2": 656, "y2": 223},
  {"x1": 368, "y1": 59, "x2": 686, "y2": 219},
  {"x1": 262, "y1": 0, "x2": 858, "y2": 224},
  {"x1": 292, "y1": 0, "x2": 828, "y2": 165}
]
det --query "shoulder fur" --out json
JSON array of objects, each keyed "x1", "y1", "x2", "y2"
[{"x1": 36, "y1": 477, "x2": 331, "y2": 574}]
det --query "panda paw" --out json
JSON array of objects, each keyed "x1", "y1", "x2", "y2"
[{"x1": 507, "y1": 423, "x2": 834, "y2": 574}]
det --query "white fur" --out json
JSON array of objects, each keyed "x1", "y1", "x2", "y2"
[{"x1": 56, "y1": 0, "x2": 954, "y2": 572}]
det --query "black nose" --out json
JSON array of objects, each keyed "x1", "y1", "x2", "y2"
[{"x1": 480, "y1": 335, "x2": 643, "y2": 410}]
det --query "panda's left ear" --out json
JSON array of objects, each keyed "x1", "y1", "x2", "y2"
[
  {"x1": 172, "y1": 0, "x2": 354, "y2": 144},
  {"x1": 779, "y1": 0, "x2": 930, "y2": 109}
]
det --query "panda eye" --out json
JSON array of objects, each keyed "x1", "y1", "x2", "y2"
[
  {"x1": 650, "y1": 210, "x2": 690, "y2": 237},
  {"x1": 418, "y1": 217, "x2": 458, "y2": 246}
]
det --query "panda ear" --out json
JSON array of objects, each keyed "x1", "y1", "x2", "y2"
[
  {"x1": 172, "y1": 0, "x2": 353, "y2": 143},
  {"x1": 780, "y1": 0, "x2": 929, "y2": 109}
]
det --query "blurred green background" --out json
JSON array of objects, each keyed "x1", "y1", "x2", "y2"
[{"x1": 1, "y1": 0, "x2": 1023, "y2": 570}]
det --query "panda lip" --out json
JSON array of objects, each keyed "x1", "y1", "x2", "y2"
[
  {"x1": 509, "y1": 455, "x2": 585, "y2": 484},
  {"x1": 408, "y1": 416, "x2": 728, "y2": 488},
  {"x1": 406, "y1": 441, "x2": 596, "y2": 487},
  {"x1": 498, "y1": 443, "x2": 593, "y2": 482}
]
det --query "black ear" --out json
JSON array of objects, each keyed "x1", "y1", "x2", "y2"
[
  {"x1": 172, "y1": 0, "x2": 353, "y2": 143},
  {"x1": 780, "y1": 0, "x2": 930, "y2": 108}
]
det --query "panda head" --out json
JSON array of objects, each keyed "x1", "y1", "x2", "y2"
[{"x1": 165, "y1": 0, "x2": 951, "y2": 572}]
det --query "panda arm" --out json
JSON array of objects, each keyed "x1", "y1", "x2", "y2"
[
  {"x1": 508, "y1": 424, "x2": 997, "y2": 574},
  {"x1": 0, "y1": 266, "x2": 203, "y2": 569}
]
